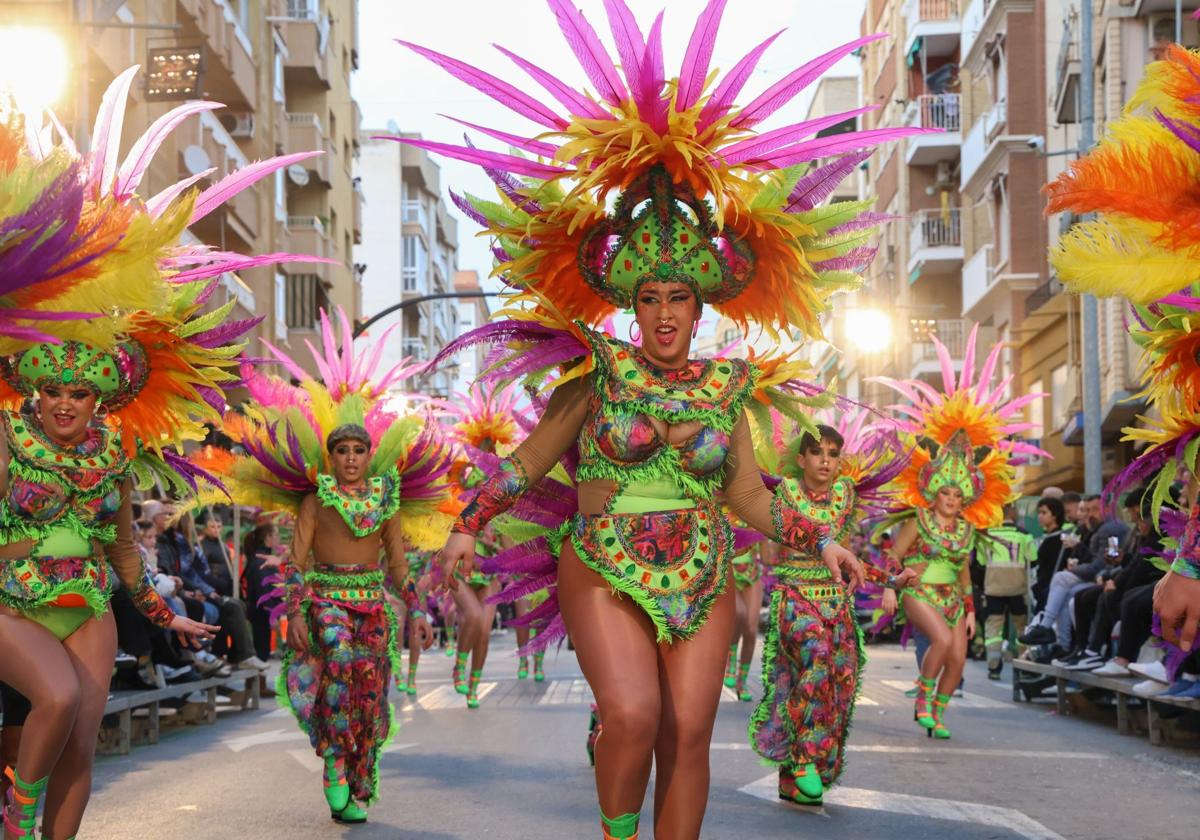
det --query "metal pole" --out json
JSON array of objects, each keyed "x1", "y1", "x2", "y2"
[
  {"x1": 1080, "y1": 0, "x2": 1103, "y2": 494},
  {"x1": 231, "y1": 504, "x2": 241, "y2": 601},
  {"x1": 1178, "y1": 0, "x2": 1184, "y2": 44},
  {"x1": 75, "y1": 0, "x2": 89, "y2": 150}
]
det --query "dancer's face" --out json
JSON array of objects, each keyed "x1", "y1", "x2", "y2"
[
  {"x1": 330, "y1": 439, "x2": 370, "y2": 485},
  {"x1": 934, "y1": 485, "x2": 964, "y2": 518},
  {"x1": 37, "y1": 383, "x2": 97, "y2": 446},
  {"x1": 800, "y1": 437, "x2": 841, "y2": 490},
  {"x1": 634, "y1": 281, "x2": 699, "y2": 369}
]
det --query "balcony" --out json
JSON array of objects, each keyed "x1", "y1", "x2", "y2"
[
  {"x1": 285, "y1": 216, "x2": 331, "y2": 284},
  {"x1": 281, "y1": 1, "x2": 331, "y2": 89},
  {"x1": 961, "y1": 243, "x2": 1040, "y2": 320},
  {"x1": 907, "y1": 208, "x2": 963, "y2": 276},
  {"x1": 177, "y1": 0, "x2": 255, "y2": 108},
  {"x1": 401, "y1": 338, "x2": 428, "y2": 362},
  {"x1": 352, "y1": 184, "x2": 363, "y2": 245},
  {"x1": 1053, "y1": 14, "x2": 1080, "y2": 124},
  {"x1": 909, "y1": 318, "x2": 970, "y2": 379},
  {"x1": 960, "y1": 98, "x2": 1034, "y2": 194},
  {"x1": 905, "y1": 93, "x2": 962, "y2": 165},
  {"x1": 285, "y1": 113, "x2": 332, "y2": 186},
  {"x1": 1024, "y1": 277, "x2": 1064, "y2": 317},
  {"x1": 903, "y1": 0, "x2": 963, "y2": 60},
  {"x1": 402, "y1": 199, "x2": 430, "y2": 231}
]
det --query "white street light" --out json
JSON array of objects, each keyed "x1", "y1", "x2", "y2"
[
  {"x1": 0, "y1": 27, "x2": 69, "y2": 113},
  {"x1": 844, "y1": 308, "x2": 894, "y2": 354}
]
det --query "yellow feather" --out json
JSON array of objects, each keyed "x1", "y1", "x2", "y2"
[{"x1": 1050, "y1": 216, "x2": 1200, "y2": 302}]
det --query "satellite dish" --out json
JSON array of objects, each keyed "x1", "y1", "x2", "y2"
[
  {"x1": 287, "y1": 164, "x2": 310, "y2": 186},
  {"x1": 183, "y1": 145, "x2": 211, "y2": 176}
]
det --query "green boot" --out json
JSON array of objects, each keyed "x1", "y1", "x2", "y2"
[
  {"x1": 735, "y1": 661, "x2": 753, "y2": 702},
  {"x1": 3, "y1": 768, "x2": 47, "y2": 839},
  {"x1": 406, "y1": 661, "x2": 418, "y2": 697},
  {"x1": 322, "y1": 754, "x2": 349, "y2": 814},
  {"x1": 600, "y1": 809, "x2": 639, "y2": 840},
  {"x1": 914, "y1": 676, "x2": 936, "y2": 730},
  {"x1": 453, "y1": 650, "x2": 470, "y2": 694},
  {"x1": 931, "y1": 693, "x2": 952, "y2": 739},
  {"x1": 467, "y1": 669, "x2": 482, "y2": 709},
  {"x1": 723, "y1": 644, "x2": 738, "y2": 688},
  {"x1": 533, "y1": 651, "x2": 546, "y2": 682},
  {"x1": 518, "y1": 656, "x2": 529, "y2": 680},
  {"x1": 330, "y1": 801, "x2": 368, "y2": 824}
]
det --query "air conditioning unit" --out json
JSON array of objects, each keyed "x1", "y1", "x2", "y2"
[
  {"x1": 219, "y1": 112, "x2": 255, "y2": 138},
  {"x1": 934, "y1": 161, "x2": 955, "y2": 188},
  {"x1": 1149, "y1": 14, "x2": 1200, "y2": 51}
]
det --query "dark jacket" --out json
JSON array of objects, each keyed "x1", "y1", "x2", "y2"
[{"x1": 198, "y1": 535, "x2": 235, "y2": 597}]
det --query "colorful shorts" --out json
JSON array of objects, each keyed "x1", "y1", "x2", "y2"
[
  {"x1": 731, "y1": 551, "x2": 762, "y2": 590},
  {"x1": 903, "y1": 583, "x2": 965, "y2": 629},
  {"x1": 570, "y1": 505, "x2": 732, "y2": 642},
  {"x1": 279, "y1": 565, "x2": 400, "y2": 805},
  {"x1": 750, "y1": 580, "x2": 865, "y2": 787}
]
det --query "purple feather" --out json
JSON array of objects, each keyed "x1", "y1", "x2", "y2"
[
  {"x1": 1155, "y1": 109, "x2": 1200, "y2": 154},
  {"x1": 786, "y1": 150, "x2": 871, "y2": 212},
  {"x1": 461, "y1": 134, "x2": 545, "y2": 214},
  {"x1": 828, "y1": 212, "x2": 899, "y2": 236},
  {"x1": 451, "y1": 119, "x2": 559, "y2": 159},
  {"x1": 192, "y1": 316, "x2": 264, "y2": 349},
  {"x1": 385, "y1": 136, "x2": 564, "y2": 180},
  {"x1": 450, "y1": 190, "x2": 490, "y2": 226},
  {"x1": 721, "y1": 107, "x2": 877, "y2": 166},
  {"x1": 811, "y1": 247, "x2": 878, "y2": 273}
]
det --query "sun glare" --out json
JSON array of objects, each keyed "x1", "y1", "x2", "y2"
[{"x1": 0, "y1": 27, "x2": 69, "y2": 112}]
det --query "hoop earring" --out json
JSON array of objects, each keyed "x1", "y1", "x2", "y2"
[
  {"x1": 94, "y1": 401, "x2": 110, "y2": 422},
  {"x1": 629, "y1": 321, "x2": 641, "y2": 343},
  {"x1": 692, "y1": 320, "x2": 699, "y2": 339}
]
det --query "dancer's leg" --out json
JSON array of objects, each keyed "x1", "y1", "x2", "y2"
[
  {"x1": 901, "y1": 596, "x2": 952, "y2": 681},
  {"x1": 470, "y1": 581, "x2": 498, "y2": 673},
  {"x1": 41, "y1": 611, "x2": 118, "y2": 839},
  {"x1": 450, "y1": 585, "x2": 483, "y2": 692},
  {"x1": 739, "y1": 580, "x2": 763, "y2": 664},
  {"x1": 559, "y1": 546, "x2": 660, "y2": 836},
  {"x1": 937, "y1": 619, "x2": 969, "y2": 697},
  {"x1": 0, "y1": 610, "x2": 81, "y2": 797},
  {"x1": 652, "y1": 585, "x2": 736, "y2": 839}
]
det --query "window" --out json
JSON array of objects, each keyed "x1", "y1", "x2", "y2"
[
  {"x1": 329, "y1": 111, "x2": 337, "y2": 145},
  {"x1": 274, "y1": 273, "x2": 289, "y2": 341},
  {"x1": 402, "y1": 235, "x2": 427, "y2": 292},
  {"x1": 287, "y1": 274, "x2": 321, "y2": 329},
  {"x1": 1050, "y1": 365, "x2": 1068, "y2": 430},
  {"x1": 1028, "y1": 378, "x2": 1044, "y2": 439},
  {"x1": 274, "y1": 169, "x2": 286, "y2": 222},
  {"x1": 273, "y1": 42, "x2": 286, "y2": 104}
]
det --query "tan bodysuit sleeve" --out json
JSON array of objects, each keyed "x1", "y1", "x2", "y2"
[
  {"x1": 722, "y1": 413, "x2": 776, "y2": 534},
  {"x1": 105, "y1": 480, "x2": 174, "y2": 626},
  {"x1": 454, "y1": 375, "x2": 592, "y2": 534},
  {"x1": 381, "y1": 513, "x2": 409, "y2": 589}
]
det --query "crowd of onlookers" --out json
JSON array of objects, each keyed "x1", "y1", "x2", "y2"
[
  {"x1": 1008, "y1": 488, "x2": 1200, "y2": 700},
  {"x1": 110, "y1": 500, "x2": 290, "y2": 703}
]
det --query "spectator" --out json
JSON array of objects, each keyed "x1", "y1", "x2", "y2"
[
  {"x1": 1062, "y1": 491, "x2": 1083, "y2": 536},
  {"x1": 196, "y1": 511, "x2": 236, "y2": 598},
  {"x1": 243, "y1": 522, "x2": 287, "y2": 662},
  {"x1": 1033, "y1": 497, "x2": 1067, "y2": 612}
]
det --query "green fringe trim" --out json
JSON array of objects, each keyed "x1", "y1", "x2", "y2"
[
  {"x1": 568, "y1": 525, "x2": 729, "y2": 644},
  {"x1": 4, "y1": 446, "x2": 128, "y2": 503},
  {"x1": 0, "y1": 574, "x2": 111, "y2": 619},
  {"x1": 577, "y1": 433, "x2": 724, "y2": 500},
  {"x1": 315, "y1": 468, "x2": 402, "y2": 538},
  {"x1": 0, "y1": 510, "x2": 116, "y2": 548},
  {"x1": 303, "y1": 568, "x2": 386, "y2": 590}
]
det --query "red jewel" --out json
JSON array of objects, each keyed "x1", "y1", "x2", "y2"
[
  {"x1": 624, "y1": 259, "x2": 632, "y2": 270},
  {"x1": 680, "y1": 233, "x2": 689, "y2": 244},
  {"x1": 102, "y1": 367, "x2": 111, "y2": 376},
  {"x1": 700, "y1": 261, "x2": 709, "y2": 272},
  {"x1": 642, "y1": 233, "x2": 651, "y2": 244},
  {"x1": 641, "y1": 572, "x2": 652, "y2": 584},
  {"x1": 31, "y1": 358, "x2": 38, "y2": 367}
]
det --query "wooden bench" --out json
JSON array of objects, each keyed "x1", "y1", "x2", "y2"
[
  {"x1": 102, "y1": 668, "x2": 262, "y2": 755},
  {"x1": 1012, "y1": 658, "x2": 1200, "y2": 745}
]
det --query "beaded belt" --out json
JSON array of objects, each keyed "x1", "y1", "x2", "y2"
[{"x1": 306, "y1": 565, "x2": 383, "y2": 603}]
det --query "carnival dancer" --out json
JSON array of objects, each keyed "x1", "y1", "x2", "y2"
[
  {"x1": 724, "y1": 534, "x2": 768, "y2": 702},
  {"x1": 750, "y1": 417, "x2": 911, "y2": 805},
  {"x1": 0, "y1": 67, "x2": 323, "y2": 839},
  {"x1": 398, "y1": 3, "x2": 932, "y2": 835},
  {"x1": 395, "y1": 550, "x2": 433, "y2": 698},
  {"x1": 876, "y1": 329, "x2": 1046, "y2": 739},
  {"x1": 1043, "y1": 41, "x2": 1200, "y2": 665},
  {"x1": 444, "y1": 383, "x2": 528, "y2": 706},
  {"x1": 192, "y1": 308, "x2": 454, "y2": 823}
]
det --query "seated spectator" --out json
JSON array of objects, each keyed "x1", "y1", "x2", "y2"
[
  {"x1": 1032, "y1": 496, "x2": 1067, "y2": 613},
  {"x1": 196, "y1": 511, "x2": 236, "y2": 598},
  {"x1": 243, "y1": 521, "x2": 287, "y2": 662}
]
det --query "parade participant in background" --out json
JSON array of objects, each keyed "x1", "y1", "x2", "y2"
[
  {"x1": 750, "y1": 415, "x2": 911, "y2": 805},
  {"x1": 979, "y1": 505, "x2": 1035, "y2": 680},
  {"x1": 0, "y1": 64, "x2": 322, "y2": 838},
  {"x1": 192, "y1": 308, "x2": 455, "y2": 824},
  {"x1": 401, "y1": 2, "x2": 929, "y2": 834},
  {"x1": 1044, "y1": 41, "x2": 1200, "y2": 661},
  {"x1": 443, "y1": 383, "x2": 528, "y2": 707},
  {"x1": 725, "y1": 533, "x2": 768, "y2": 702},
  {"x1": 877, "y1": 328, "x2": 1047, "y2": 739},
  {"x1": 395, "y1": 550, "x2": 433, "y2": 697}
]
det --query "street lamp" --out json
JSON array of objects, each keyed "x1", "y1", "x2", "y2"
[
  {"x1": 0, "y1": 26, "x2": 68, "y2": 112},
  {"x1": 844, "y1": 308, "x2": 894, "y2": 354}
]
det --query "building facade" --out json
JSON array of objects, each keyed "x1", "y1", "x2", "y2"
[
  {"x1": 355, "y1": 130, "x2": 458, "y2": 398},
  {"x1": 0, "y1": 0, "x2": 364, "y2": 379}
]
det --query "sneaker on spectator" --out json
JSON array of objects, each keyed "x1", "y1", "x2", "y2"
[
  {"x1": 1018, "y1": 623, "x2": 1056, "y2": 646},
  {"x1": 160, "y1": 664, "x2": 193, "y2": 682},
  {"x1": 1051, "y1": 649, "x2": 1084, "y2": 667},
  {"x1": 1092, "y1": 660, "x2": 1131, "y2": 677},
  {"x1": 237, "y1": 656, "x2": 270, "y2": 672},
  {"x1": 1172, "y1": 680, "x2": 1200, "y2": 699},
  {"x1": 183, "y1": 691, "x2": 208, "y2": 704},
  {"x1": 1129, "y1": 660, "x2": 1168, "y2": 684},
  {"x1": 1165, "y1": 679, "x2": 1197, "y2": 697},
  {"x1": 193, "y1": 656, "x2": 226, "y2": 676},
  {"x1": 114, "y1": 650, "x2": 137, "y2": 667},
  {"x1": 1059, "y1": 651, "x2": 1105, "y2": 671},
  {"x1": 1132, "y1": 678, "x2": 1171, "y2": 698}
]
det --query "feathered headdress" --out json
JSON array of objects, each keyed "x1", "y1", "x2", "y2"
[
  {"x1": 872, "y1": 326, "x2": 1047, "y2": 529},
  {"x1": 194, "y1": 308, "x2": 456, "y2": 549},
  {"x1": 390, "y1": 0, "x2": 928, "y2": 339},
  {"x1": 444, "y1": 381, "x2": 527, "y2": 454}
]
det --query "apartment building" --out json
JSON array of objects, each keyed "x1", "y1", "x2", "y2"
[
  {"x1": 451, "y1": 270, "x2": 491, "y2": 397},
  {"x1": 355, "y1": 131, "x2": 458, "y2": 398},
  {"x1": 0, "y1": 0, "x2": 364, "y2": 379}
]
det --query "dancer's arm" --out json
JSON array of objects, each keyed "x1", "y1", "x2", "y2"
[
  {"x1": 452, "y1": 375, "x2": 591, "y2": 535},
  {"x1": 723, "y1": 414, "x2": 861, "y2": 588},
  {"x1": 285, "y1": 494, "x2": 319, "y2": 630},
  {"x1": 382, "y1": 517, "x2": 434, "y2": 649},
  {"x1": 958, "y1": 556, "x2": 976, "y2": 638}
]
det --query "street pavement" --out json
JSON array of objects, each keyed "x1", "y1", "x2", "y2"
[{"x1": 83, "y1": 632, "x2": 1199, "y2": 839}]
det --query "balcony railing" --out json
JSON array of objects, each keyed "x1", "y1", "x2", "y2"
[
  {"x1": 401, "y1": 339, "x2": 427, "y2": 361},
  {"x1": 911, "y1": 318, "x2": 969, "y2": 361},
  {"x1": 1025, "y1": 278, "x2": 1064, "y2": 317},
  {"x1": 910, "y1": 208, "x2": 962, "y2": 254},
  {"x1": 912, "y1": 93, "x2": 961, "y2": 131},
  {"x1": 402, "y1": 199, "x2": 428, "y2": 229},
  {"x1": 912, "y1": 0, "x2": 961, "y2": 21}
]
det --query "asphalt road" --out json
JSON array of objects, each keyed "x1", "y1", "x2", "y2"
[{"x1": 82, "y1": 632, "x2": 1200, "y2": 839}]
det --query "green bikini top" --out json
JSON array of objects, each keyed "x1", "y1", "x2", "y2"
[
  {"x1": 909, "y1": 507, "x2": 975, "y2": 584},
  {"x1": 315, "y1": 467, "x2": 401, "y2": 538},
  {"x1": 576, "y1": 331, "x2": 758, "y2": 506}
]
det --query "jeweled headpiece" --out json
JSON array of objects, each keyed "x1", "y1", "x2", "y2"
[
  {"x1": 918, "y1": 430, "x2": 985, "y2": 504},
  {"x1": 4, "y1": 341, "x2": 122, "y2": 400}
]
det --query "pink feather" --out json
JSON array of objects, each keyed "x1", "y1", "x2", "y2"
[
  {"x1": 935, "y1": 336, "x2": 956, "y2": 394},
  {"x1": 146, "y1": 169, "x2": 215, "y2": 218},
  {"x1": 546, "y1": 0, "x2": 629, "y2": 106},
  {"x1": 114, "y1": 101, "x2": 223, "y2": 198},
  {"x1": 975, "y1": 336, "x2": 1003, "y2": 401},
  {"x1": 442, "y1": 116, "x2": 560, "y2": 158},
  {"x1": 641, "y1": 12, "x2": 667, "y2": 133},
  {"x1": 677, "y1": 0, "x2": 727, "y2": 112},
  {"x1": 732, "y1": 34, "x2": 886, "y2": 129},
  {"x1": 751, "y1": 126, "x2": 932, "y2": 169},
  {"x1": 168, "y1": 253, "x2": 335, "y2": 284},
  {"x1": 191, "y1": 151, "x2": 323, "y2": 224},
  {"x1": 397, "y1": 40, "x2": 567, "y2": 130},
  {"x1": 259, "y1": 339, "x2": 312, "y2": 382},
  {"x1": 601, "y1": 0, "x2": 647, "y2": 102},
  {"x1": 386, "y1": 137, "x2": 564, "y2": 180},
  {"x1": 996, "y1": 392, "x2": 1045, "y2": 418},
  {"x1": 697, "y1": 29, "x2": 785, "y2": 131},
  {"x1": 89, "y1": 65, "x2": 141, "y2": 195},
  {"x1": 493, "y1": 44, "x2": 610, "y2": 119},
  {"x1": 718, "y1": 106, "x2": 877, "y2": 165},
  {"x1": 959, "y1": 324, "x2": 977, "y2": 391}
]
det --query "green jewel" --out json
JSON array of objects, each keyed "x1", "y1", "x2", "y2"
[
  {"x1": 61, "y1": 369, "x2": 75, "y2": 383},
  {"x1": 655, "y1": 261, "x2": 672, "y2": 278}
]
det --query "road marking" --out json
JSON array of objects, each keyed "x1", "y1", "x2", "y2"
[
  {"x1": 712, "y1": 744, "x2": 1104, "y2": 760},
  {"x1": 880, "y1": 680, "x2": 1008, "y2": 709},
  {"x1": 285, "y1": 743, "x2": 417, "y2": 772},
  {"x1": 222, "y1": 728, "x2": 308, "y2": 752},
  {"x1": 856, "y1": 696, "x2": 879, "y2": 706},
  {"x1": 739, "y1": 774, "x2": 1066, "y2": 840}
]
